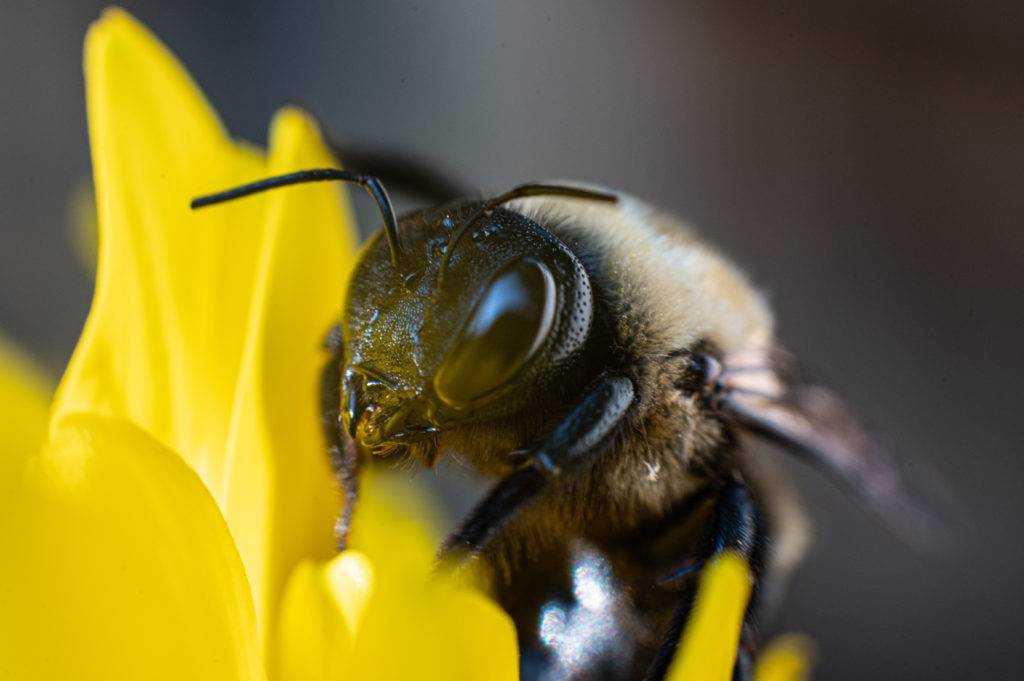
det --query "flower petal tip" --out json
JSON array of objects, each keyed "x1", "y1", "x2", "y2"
[
  {"x1": 85, "y1": 7, "x2": 145, "y2": 59},
  {"x1": 267, "y1": 106, "x2": 336, "y2": 171},
  {"x1": 271, "y1": 105, "x2": 322, "y2": 138},
  {"x1": 755, "y1": 634, "x2": 816, "y2": 681}
]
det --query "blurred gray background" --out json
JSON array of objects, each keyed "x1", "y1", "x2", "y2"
[{"x1": 2, "y1": 2, "x2": 1021, "y2": 678}]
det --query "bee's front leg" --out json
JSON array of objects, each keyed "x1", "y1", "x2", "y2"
[
  {"x1": 321, "y1": 324, "x2": 362, "y2": 551},
  {"x1": 438, "y1": 375, "x2": 635, "y2": 562}
]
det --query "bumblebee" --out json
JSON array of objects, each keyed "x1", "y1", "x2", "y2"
[{"x1": 193, "y1": 161, "x2": 931, "y2": 680}]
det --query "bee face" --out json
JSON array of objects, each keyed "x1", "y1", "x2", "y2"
[{"x1": 341, "y1": 204, "x2": 594, "y2": 457}]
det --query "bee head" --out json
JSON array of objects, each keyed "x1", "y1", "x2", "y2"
[
  {"x1": 341, "y1": 200, "x2": 597, "y2": 458},
  {"x1": 190, "y1": 171, "x2": 615, "y2": 462}
]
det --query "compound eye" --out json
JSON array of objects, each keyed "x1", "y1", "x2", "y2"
[{"x1": 434, "y1": 257, "x2": 556, "y2": 409}]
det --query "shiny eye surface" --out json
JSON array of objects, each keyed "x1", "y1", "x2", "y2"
[{"x1": 433, "y1": 257, "x2": 557, "y2": 409}]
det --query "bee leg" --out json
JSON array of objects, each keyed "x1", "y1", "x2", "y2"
[
  {"x1": 644, "y1": 480, "x2": 769, "y2": 681},
  {"x1": 320, "y1": 326, "x2": 361, "y2": 550},
  {"x1": 438, "y1": 375, "x2": 635, "y2": 561}
]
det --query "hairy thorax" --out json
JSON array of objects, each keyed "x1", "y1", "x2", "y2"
[{"x1": 483, "y1": 347, "x2": 732, "y2": 576}]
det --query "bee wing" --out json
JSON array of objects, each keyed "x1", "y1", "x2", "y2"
[{"x1": 711, "y1": 347, "x2": 941, "y2": 546}]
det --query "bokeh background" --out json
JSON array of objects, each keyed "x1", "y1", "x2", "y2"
[{"x1": 2, "y1": 2, "x2": 1021, "y2": 679}]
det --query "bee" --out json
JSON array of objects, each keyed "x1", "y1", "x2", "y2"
[{"x1": 193, "y1": 159, "x2": 934, "y2": 680}]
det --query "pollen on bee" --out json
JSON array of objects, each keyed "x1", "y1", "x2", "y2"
[{"x1": 643, "y1": 459, "x2": 662, "y2": 482}]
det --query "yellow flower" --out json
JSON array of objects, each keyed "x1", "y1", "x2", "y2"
[
  {"x1": 1, "y1": 9, "x2": 514, "y2": 680},
  {"x1": 0, "y1": 9, "x2": 810, "y2": 681}
]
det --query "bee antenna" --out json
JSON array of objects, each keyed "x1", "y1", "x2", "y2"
[
  {"x1": 190, "y1": 168, "x2": 404, "y2": 269},
  {"x1": 439, "y1": 183, "x2": 617, "y2": 275}
]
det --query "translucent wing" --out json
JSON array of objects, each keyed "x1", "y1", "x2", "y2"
[{"x1": 706, "y1": 347, "x2": 940, "y2": 545}]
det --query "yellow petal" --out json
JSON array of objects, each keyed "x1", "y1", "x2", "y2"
[
  {"x1": 345, "y1": 474, "x2": 517, "y2": 680},
  {"x1": 755, "y1": 635, "x2": 815, "y2": 681},
  {"x1": 0, "y1": 335, "x2": 51, "y2": 460},
  {"x1": 56, "y1": 6, "x2": 267, "y2": 490},
  {"x1": 431, "y1": 589, "x2": 521, "y2": 681},
  {"x1": 0, "y1": 414, "x2": 263, "y2": 681},
  {"x1": 274, "y1": 470, "x2": 518, "y2": 680},
  {"x1": 274, "y1": 552, "x2": 375, "y2": 681},
  {"x1": 667, "y1": 551, "x2": 753, "y2": 681},
  {"x1": 346, "y1": 574, "x2": 519, "y2": 681},
  {"x1": 346, "y1": 469, "x2": 446, "y2": 578},
  {"x1": 56, "y1": 9, "x2": 357, "y2": 646},
  {"x1": 219, "y1": 106, "x2": 355, "y2": 648}
]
